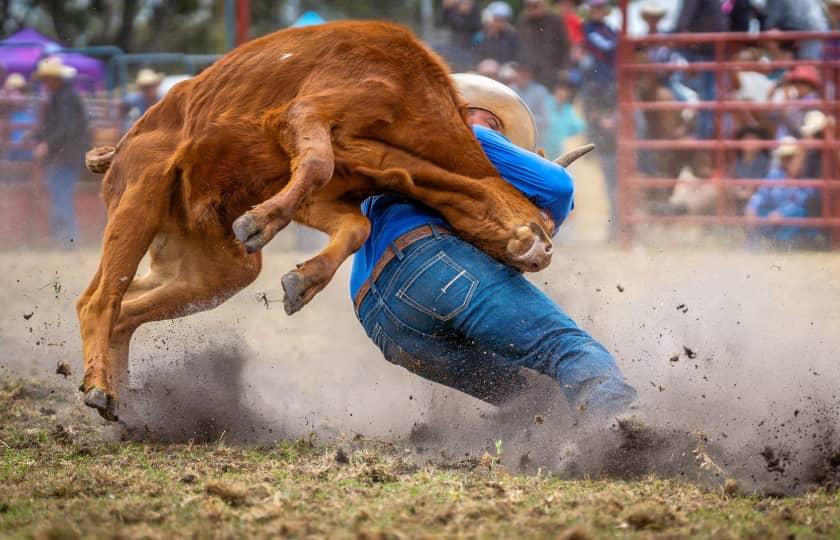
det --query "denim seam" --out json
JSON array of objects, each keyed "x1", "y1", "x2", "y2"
[{"x1": 394, "y1": 252, "x2": 479, "y2": 322}]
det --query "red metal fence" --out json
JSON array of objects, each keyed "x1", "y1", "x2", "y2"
[{"x1": 615, "y1": 10, "x2": 840, "y2": 246}]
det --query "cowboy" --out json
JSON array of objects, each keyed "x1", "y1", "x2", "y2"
[
  {"x1": 351, "y1": 74, "x2": 637, "y2": 418},
  {"x1": 32, "y1": 56, "x2": 90, "y2": 247},
  {"x1": 122, "y1": 68, "x2": 164, "y2": 127}
]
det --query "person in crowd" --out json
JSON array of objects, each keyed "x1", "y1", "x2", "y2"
[
  {"x1": 352, "y1": 73, "x2": 636, "y2": 417},
  {"x1": 581, "y1": 81, "x2": 619, "y2": 238},
  {"x1": 799, "y1": 110, "x2": 830, "y2": 181},
  {"x1": 581, "y1": 0, "x2": 619, "y2": 87},
  {"x1": 759, "y1": 0, "x2": 828, "y2": 59},
  {"x1": 121, "y1": 68, "x2": 163, "y2": 129},
  {"x1": 438, "y1": 0, "x2": 482, "y2": 50},
  {"x1": 516, "y1": 0, "x2": 571, "y2": 87},
  {"x1": 473, "y1": 2, "x2": 520, "y2": 64},
  {"x1": 31, "y1": 57, "x2": 90, "y2": 247},
  {"x1": 555, "y1": 0, "x2": 585, "y2": 67},
  {"x1": 476, "y1": 58, "x2": 501, "y2": 80},
  {"x1": 544, "y1": 74, "x2": 586, "y2": 157},
  {"x1": 507, "y1": 63, "x2": 551, "y2": 148},
  {"x1": 769, "y1": 65, "x2": 822, "y2": 138},
  {"x1": 673, "y1": 0, "x2": 727, "y2": 138},
  {"x1": 826, "y1": 0, "x2": 840, "y2": 61},
  {"x1": 730, "y1": 125, "x2": 772, "y2": 211},
  {"x1": 745, "y1": 136, "x2": 821, "y2": 245},
  {"x1": 1, "y1": 73, "x2": 36, "y2": 162},
  {"x1": 728, "y1": 0, "x2": 756, "y2": 32}
]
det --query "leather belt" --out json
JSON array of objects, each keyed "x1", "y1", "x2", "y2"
[{"x1": 354, "y1": 224, "x2": 451, "y2": 312}]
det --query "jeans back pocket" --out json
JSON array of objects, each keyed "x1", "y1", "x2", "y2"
[{"x1": 396, "y1": 252, "x2": 478, "y2": 322}]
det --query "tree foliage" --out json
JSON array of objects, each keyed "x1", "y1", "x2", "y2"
[{"x1": 1, "y1": 0, "x2": 431, "y2": 53}]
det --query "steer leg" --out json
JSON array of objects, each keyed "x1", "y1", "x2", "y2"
[
  {"x1": 77, "y1": 170, "x2": 170, "y2": 420},
  {"x1": 281, "y1": 196, "x2": 371, "y2": 315},
  {"x1": 232, "y1": 99, "x2": 334, "y2": 252},
  {"x1": 92, "y1": 231, "x2": 261, "y2": 421}
]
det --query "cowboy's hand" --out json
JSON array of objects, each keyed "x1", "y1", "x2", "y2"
[
  {"x1": 536, "y1": 147, "x2": 546, "y2": 158},
  {"x1": 33, "y1": 143, "x2": 48, "y2": 160}
]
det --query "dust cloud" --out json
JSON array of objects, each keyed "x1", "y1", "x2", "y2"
[{"x1": 1, "y1": 242, "x2": 838, "y2": 495}]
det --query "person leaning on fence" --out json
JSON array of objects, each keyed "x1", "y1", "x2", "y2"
[
  {"x1": 745, "y1": 137, "x2": 822, "y2": 246},
  {"x1": 122, "y1": 69, "x2": 163, "y2": 129},
  {"x1": 31, "y1": 57, "x2": 90, "y2": 248},
  {"x1": 1, "y1": 73, "x2": 36, "y2": 163},
  {"x1": 758, "y1": 0, "x2": 828, "y2": 60}
]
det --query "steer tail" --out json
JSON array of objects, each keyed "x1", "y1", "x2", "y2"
[{"x1": 86, "y1": 145, "x2": 116, "y2": 174}]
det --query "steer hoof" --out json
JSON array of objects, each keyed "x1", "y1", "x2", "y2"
[
  {"x1": 281, "y1": 271, "x2": 308, "y2": 316},
  {"x1": 232, "y1": 213, "x2": 265, "y2": 253},
  {"x1": 83, "y1": 387, "x2": 119, "y2": 422}
]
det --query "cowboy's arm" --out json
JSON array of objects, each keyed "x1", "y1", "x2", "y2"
[{"x1": 473, "y1": 125, "x2": 574, "y2": 232}]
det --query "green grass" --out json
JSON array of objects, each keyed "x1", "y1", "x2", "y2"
[{"x1": 1, "y1": 379, "x2": 839, "y2": 539}]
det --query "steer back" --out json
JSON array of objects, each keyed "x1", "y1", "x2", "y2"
[{"x1": 93, "y1": 21, "x2": 554, "y2": 270}]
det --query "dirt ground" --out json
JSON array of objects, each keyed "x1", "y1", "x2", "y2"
[{"x1": 1, "y1": 233, "x2": 839, "y2": 538}]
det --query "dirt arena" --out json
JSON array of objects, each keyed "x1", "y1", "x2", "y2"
[{"x1": 2, "y1": 228, "x2": 839, "y2": 538}]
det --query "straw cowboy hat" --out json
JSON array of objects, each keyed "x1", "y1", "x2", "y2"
[
  {"x1": 640, "y1": 0, "x2": 668, "y2": 17},
  {"x1": 3, "y1": 73, "x2": 26, "y2": 91},
  {"x1": 35, "y1": 56, "x2": 77, "y2": 79},
  {"x1": 452, "y1": 72, "x2": 537, "y2": 151},
  {"x1": 800, "y1": 110, "x2": 829, "y2": 137},
  {"x1": 135, "y1": 68, "x2": 164, "y2": 87},
  {"x1": 826, "y1": 0, "x2": 840, "y2": 8},
  {"x1": 774, "y1": 136, "x2": 802, "y2": 158}
]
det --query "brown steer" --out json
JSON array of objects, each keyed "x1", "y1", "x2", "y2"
[{"x1": 79, "y1": 21, "x2": 572, "y2": 421}]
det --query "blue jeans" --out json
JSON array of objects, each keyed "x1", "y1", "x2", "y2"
[
  {"x1": 355, "y1": 229, "x2": 637, "y2": 417},
  {"x1": 44, "y1": 163, "x2": 79, "y2": 245}
]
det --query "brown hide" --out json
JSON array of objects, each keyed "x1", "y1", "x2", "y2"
[{"x1": 77, "y1": 21, "x2": 554, "y2": 421}]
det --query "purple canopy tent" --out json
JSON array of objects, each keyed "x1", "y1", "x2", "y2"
[{"x1": 0, "y1": 28, "x2": 105, "y2": 93}]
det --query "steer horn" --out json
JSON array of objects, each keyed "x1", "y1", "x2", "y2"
[{"x1": 554, "y1": 144, "x2": 595, "y2": 168}]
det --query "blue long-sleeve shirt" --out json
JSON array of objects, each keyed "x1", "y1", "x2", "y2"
[{"x1": 349, "y1": 124, "x2": 575, "y2": 298}]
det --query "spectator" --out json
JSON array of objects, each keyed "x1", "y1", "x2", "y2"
[
  {"x1": 730, "y1": 125, "x2": 772, "y2": 210},
  {"x1": 728, "y1": 0, "x2": 757, "y2": 32},
  {"x1": 826, "y1": 0, "x2": 840, "y2": 61},
  {"x1": 122, "y1": 69, "x2": 163, "y2": 129},
  {"x1": 760, "y1": 0, "x2": 828, "y2": 59},
  {"x1": 673, "y1": 0, "x2": 727, "y2": 138},
  {"x1": 1, "y1": 73, "x2": 36, "y2": 162},
  {"x1": 507, "y1": 63, "x2": 551, "y2": 148},
  {"x1": 473, "y1": 2, "x2": 520, "y2": 64},
  {"x1": 556, "y1": 0, "x2": 585, "y2": 66},
  {"x1": 745, "y1": 136, "x2": 820, "y2": 245},
  {"x1": 799, "y1": 110, "x2": 830, "y2": 180},
  {"x1": 32, "y1": 57, "x2": 90, "y2": 247},
  {"x1": 581, "y1": 81, "x2": 619, "y2": 238},
  {"x1": 439, "y1": 0, "x2": 483, "y2": 51},
  {"x1": 476, "y1": 58, "x2": 501, "y2": 80},
  {"x1": 516, "y1": 0, "x2": 571, "y2": 87},
  {"x1": 581, "y1": 0, "x2": 619, "y2": 87},
  {"x1": 544, "y1": 74, "x2": 586, "y2": 157},
  {"x1": 769, "y1": 65, "x2": 822, "y2": 138}
]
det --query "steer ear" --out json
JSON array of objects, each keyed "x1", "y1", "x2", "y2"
[{"x1": 554, "y1": 144, "x2": 595, "y2": 168}]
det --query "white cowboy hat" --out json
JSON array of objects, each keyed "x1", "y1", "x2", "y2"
[
  {"x1": 452, "y1": 72, "x2": 537, "y2": 151},
  {"x1": 35, "y1": 56, "x2": 77, "y2": 79},
  {"x1": 3, "y1": 73, "x2": 26, "y2": 91},
  {"x1": 136, "y1": 68, "x2": 164, "y2": 87},
  {"x1": 800, "y1": 110, "x2": 828, "y2": 137},
  {"x1": 773, "y1": 136, "x2": 801, "y2": 158},
  {"x1": 640, "y1": 0, "x2": 668, "y2": 16}
]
